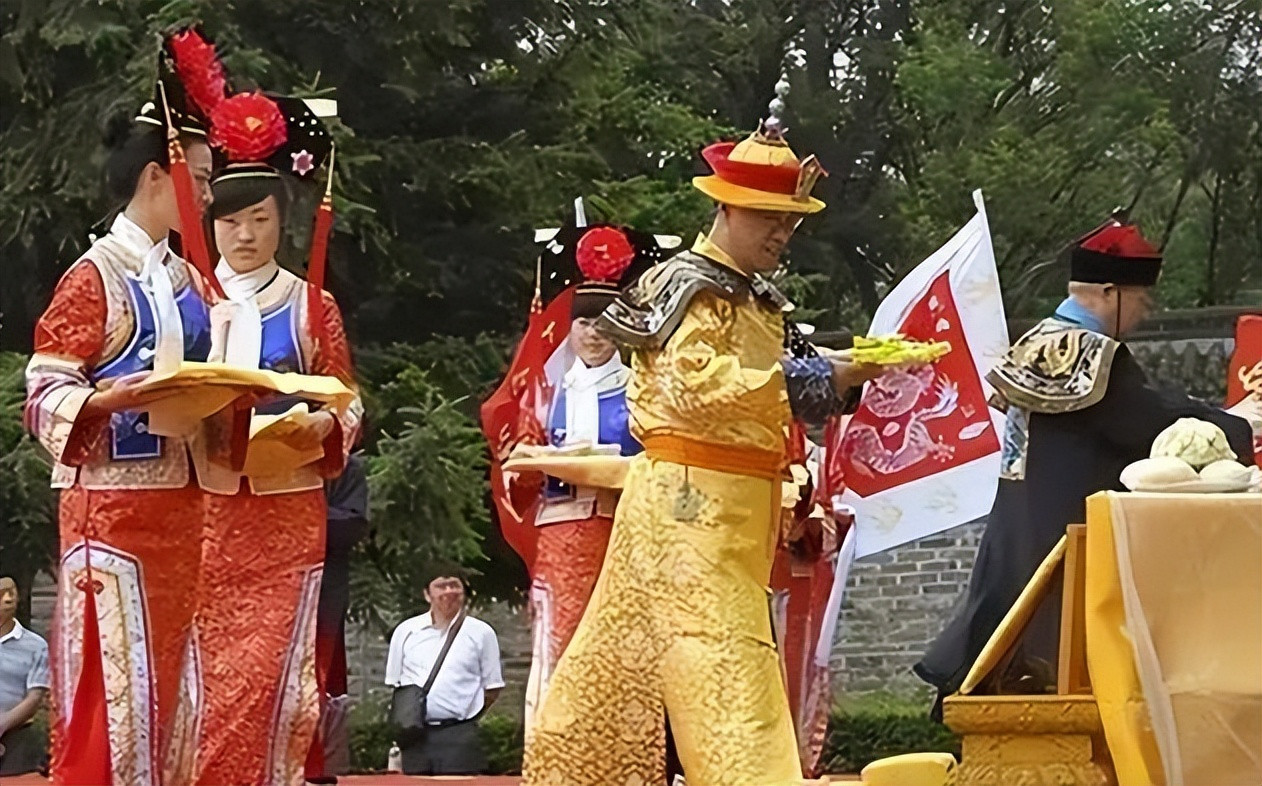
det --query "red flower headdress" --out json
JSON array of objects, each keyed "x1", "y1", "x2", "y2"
[
  {"x1": 209, "y1": 92, "x2": 288, "y2": 162},
  {"x1": 575, "y1": 226, "x2": 635, "y2": 283}
]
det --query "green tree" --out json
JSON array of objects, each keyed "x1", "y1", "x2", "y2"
[
  {"x1": 354, "y1": 360, "x2": 490, "y2": 629},
  {"x1": 0, "y1": 352, "x2": 57, "y2": 624},
  {"x1": 3, "y1": 0, "x2": 1259, "y2": 630},
  {"x1": 890, "y1": 0, "x2": 1262, "y2": 313}
]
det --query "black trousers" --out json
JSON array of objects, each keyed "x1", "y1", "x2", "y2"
[
  {"x1": 0, "y1": 723, "x2": 46, "y2": 775},
  {"x1": 400, "y1": 720, "x2": 486, "y2": 775}
]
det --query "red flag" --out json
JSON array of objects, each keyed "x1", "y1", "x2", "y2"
[
  {"x1": 785, "y1": 420, "x2": 808, "y2": 466},
  {"x1": 307, "y1": 187, "x2": 336, "y2": 362},
  {"x1": 820, "y1": 416, "x2": 847, "y2": 502},
  {"x1": 479, "y1": 289, "x2": 575, "y2": 572},
  {"x1": 1226, "y1": 314, "x2": 1262, "y2": 466},
  {"x1": 771, "y1": 473, "x2": 853, "y2": 778},
  {"x1": 60, "y1": 548, "x2": 113, "y2": 785},
  {"x1": 1227, "y1": 315, "x2": 1262, "y2": 407}
]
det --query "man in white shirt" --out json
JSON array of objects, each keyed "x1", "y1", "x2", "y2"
[
  {"x1": 384, "y1": 564, "x2": 504, "y2": 775},
  {"x1": 0, "y1": 577, "x2": 50, "y2": 776}
]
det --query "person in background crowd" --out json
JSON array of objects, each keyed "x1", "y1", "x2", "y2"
[
  {"x1": 0, "y1": 577, "x2": 51, "y2": 776},
  {"x1": 384, "y1": 564, "x2": 504, "y2": 776}
]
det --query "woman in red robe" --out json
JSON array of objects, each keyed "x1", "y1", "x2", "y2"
[
  {"x1": 24, "y1": 71, "x2": 216, "y2": 784},
  {"x1": 165, "y1": 92, "x2": 362, "y2": 786}
]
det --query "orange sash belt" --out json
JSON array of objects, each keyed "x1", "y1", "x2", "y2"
[{"x1": 642, "y1": 435, "x2": 785, "y2": 481}]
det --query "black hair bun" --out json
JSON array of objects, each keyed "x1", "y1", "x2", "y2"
[{"x1": 102, "y1": 109, "x2": 136, "y2": 151}]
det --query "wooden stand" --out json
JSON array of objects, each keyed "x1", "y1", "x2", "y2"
[
  {"x1": 944, "y1": 694, "x2": 1108, "y2": 785},
  {"x1": 944, "y1": 525, "x2": 1116, "y2": 786}
]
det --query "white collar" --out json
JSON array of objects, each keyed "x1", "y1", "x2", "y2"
[
  {"x1": 416, "y1": 610, "x2": 467, "y2": 632},
  {"x1": 0, "y1": 619, "x2": 24, "y2": 644},
  {"x1": 564, "y1": 354, "x2": 623, "y2": 390},
  {"x1": 215, "y1": 257, "x2": 280, "y2": 301},
  {"x1": 110, "y1": 213, "x2": 169, "y2": 264}
]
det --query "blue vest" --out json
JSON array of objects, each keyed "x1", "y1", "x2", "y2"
[
  {"x1": 92, "y1": 277, "x2": 212, "y2": 460},
  {"x1": 254, "y1": 296, "x2": 307, "y2": 416},
  {"x1": 259, "y1": 299, "x2": 305, "y2": 376},
  {"x1": 544, "y1": 384, "x2": 641, "y2": 502}
]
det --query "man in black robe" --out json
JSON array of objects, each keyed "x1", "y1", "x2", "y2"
[{"x1": 914, "y1": 216, "x2": 1256, "y2": 718}]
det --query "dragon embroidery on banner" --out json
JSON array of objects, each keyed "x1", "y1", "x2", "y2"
[
  {"x1": 1240, "y1": 360, "x2": 1262, "y2": 402},
  {"x1": 836, "y1": 269, "x2": 999, "y2": 498},
  {"x1": 842, "y1": 364, "x2": 962, "y2": 476}
]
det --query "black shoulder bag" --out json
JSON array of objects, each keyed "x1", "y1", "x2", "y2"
[{"x1": 388, "y1": 612, "x2": 466, "y2": 744}]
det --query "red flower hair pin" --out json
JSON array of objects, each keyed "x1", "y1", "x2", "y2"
[
  {"x1": 576, "y1": 226, "x2": 635, "y2": 283},
  {"x1": 210, "y1": 92, "x2": 289, "y2": 161}
]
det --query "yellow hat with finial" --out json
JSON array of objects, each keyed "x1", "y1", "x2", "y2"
[{"x1": 692, "y1": 77, "x2": 827, "y2": 213}]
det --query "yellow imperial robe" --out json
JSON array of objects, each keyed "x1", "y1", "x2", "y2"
[{"x1": 523, "y1": 235, "x2": 843, "y2": 786}]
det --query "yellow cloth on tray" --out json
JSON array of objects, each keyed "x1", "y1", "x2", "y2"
[
  {"x1": 1086, "y1": 491, "x2": 1262, "y2": 786},
  {"x1": 502, "y1": 454, "x2": 632, "y2": 490},
  {"x1": 139, "y1": 361, "x2": 355, "y2": 437},
  {"x1": 242, "y1": 404, "x2": 326, "y2": 478}
]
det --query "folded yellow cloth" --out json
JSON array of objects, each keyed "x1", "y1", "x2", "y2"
[
  {"x1": 135, "y1": 361, "x2": 355, "y2": 437},
  {"x1": 243, "y1": 403, "x2": 326, "y2": 478}
]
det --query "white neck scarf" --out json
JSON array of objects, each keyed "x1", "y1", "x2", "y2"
[
  {"x1": 562, "y1": 355, "x2": 623, "y2": 446},
  {"x1": 111, "y1": 214, "x2": 184, "y2": 375},
  {"x1": 213, "y1": 257, "x2": 279, "y2": 369}
]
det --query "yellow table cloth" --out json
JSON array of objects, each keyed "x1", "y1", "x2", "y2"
[{"x1": 1085, "y1": 491, "x2": 1262, "y2": 786}]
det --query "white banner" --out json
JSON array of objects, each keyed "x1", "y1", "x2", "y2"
[{"x1": 838, "y1": 190, "x2": 1009, "y2": 557}]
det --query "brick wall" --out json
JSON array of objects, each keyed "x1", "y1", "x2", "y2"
[{"x1": 829, "y1": 521, "x2": 985, "y2": 698}]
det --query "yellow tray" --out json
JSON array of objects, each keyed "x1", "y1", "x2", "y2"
[
  {"x1": 126, "y1": 361, "x2": 355, "y2": 438},
  {"x1": 503, "y1": 454, "x2": 632, "y2": 490}
]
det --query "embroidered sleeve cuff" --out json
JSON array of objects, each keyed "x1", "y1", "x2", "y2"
[{"x1": 783, "y1": 356, "x2": 846, "y2": 425}]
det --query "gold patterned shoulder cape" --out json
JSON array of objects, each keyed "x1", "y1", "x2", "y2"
[
  {"x1": 987, "y1": 318, "x2": 1121, "y2": 414},
  {"x1": 598, "y1": 250, "x2": 790, "y2": 349}
]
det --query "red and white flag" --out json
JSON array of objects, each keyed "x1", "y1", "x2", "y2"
[
  {"x1": 1226, "y1": 314, "x2": 1262, "y2": 466},
  {"x1": 835, "y1": 191, "x2": 1009, "y2": 557},
  {"x1": 479, "y1": 289, "x2": 574, "y2": 573}
]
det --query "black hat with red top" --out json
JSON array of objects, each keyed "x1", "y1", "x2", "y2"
[
  {"x1": 1068, "y1": 215, "x2": 1163, "y2": 287},
  {"x1": 533, "y1": 209, "x2": 681, "y2": 320},
  {"x1": 165, "y1": 27, "x2": 335, "y2": 219},
  {"x1": 166, "y1": 25, "x2": 342, "y2": 354}
]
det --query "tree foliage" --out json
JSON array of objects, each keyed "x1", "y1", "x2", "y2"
[
  {"x1": 0, "y1": 352, "x2": 56, "y2": 623},
  {"x1": 1, "y1": 0, "x2": 1259, "y2": 623}
]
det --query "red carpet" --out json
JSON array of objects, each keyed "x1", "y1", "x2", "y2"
[
  {"x1": 0, "y1": 775, "x2": 860, "y2": 784},
  {"x1": 0, "y1": 778, "x2": 521, "y2": 785}
]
